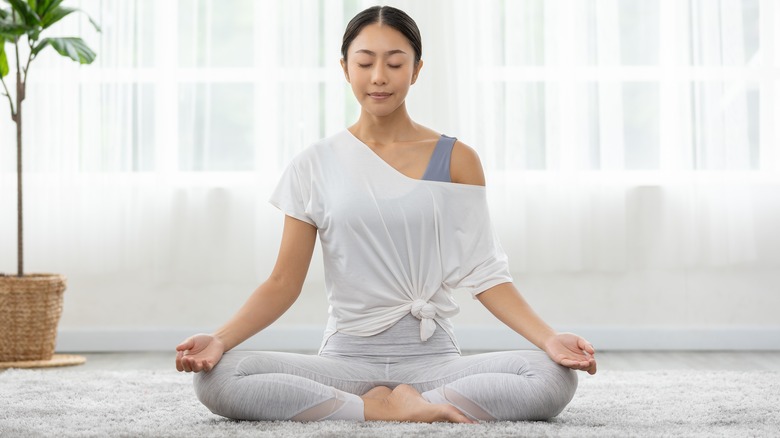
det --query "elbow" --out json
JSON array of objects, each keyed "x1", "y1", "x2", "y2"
[{"x1": 264, "y1": 273, "x2": 304, "y2": 301}]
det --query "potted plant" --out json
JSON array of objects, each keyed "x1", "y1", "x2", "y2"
[{"x1": 0, "y1": 0, "x2": 99, "y2": 366}]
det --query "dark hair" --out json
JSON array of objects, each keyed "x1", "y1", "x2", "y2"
[{"x1": 341, "y1": 6, "x2": 422, "y2": 66}]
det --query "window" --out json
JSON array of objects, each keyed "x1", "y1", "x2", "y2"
[{"x1": 1, "y1": 0, "x2": 774, "y2": 177}]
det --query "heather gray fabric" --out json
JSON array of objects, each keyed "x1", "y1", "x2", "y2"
[
  {"x1": 193, "y1": 314, "x2": 577, "y2": 422},
  {"x1": 421, "y1": 135, "x2": 457, "y2": 182}
]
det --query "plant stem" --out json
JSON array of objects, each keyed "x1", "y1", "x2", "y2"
[
  {"x1": 0, "y1": 76, "x2": 14, "y2": 117},
  {"x1": 14, "y1": 30, "x2": 24, "y2": 277},
  {"x1": 22, "y1": 36, "x2": 33, "y2": 94},
  {"x1": 16, "y1": 88, "x2": 23, "y2": 277}
]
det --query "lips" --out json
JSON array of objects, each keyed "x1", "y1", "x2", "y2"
[{"x1": 369, "y1": 92, "x2": 392, "y2": 97}]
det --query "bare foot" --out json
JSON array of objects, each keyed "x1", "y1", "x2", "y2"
[
  {"x1": 361, "y1": 384, "x2": 475, "y2": 424},
  {"x1": 362, "y1": 386, "x2": 393, "y2": 400}
]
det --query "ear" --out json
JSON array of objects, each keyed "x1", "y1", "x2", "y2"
[
  {"x1": 411, "y1": 59, "x2": 424, "y2": 85},
  {"x1": 340, "y1": 58, "x2": 350, "y2": 83}
]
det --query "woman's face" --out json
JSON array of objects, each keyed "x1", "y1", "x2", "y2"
[{"x1": 340, "y1": 23, "x2": 423, "y2": 118}]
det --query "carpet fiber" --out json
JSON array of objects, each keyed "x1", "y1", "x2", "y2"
[{"x1": 1, "y1": 368, "x2": 778, "y2": 437}]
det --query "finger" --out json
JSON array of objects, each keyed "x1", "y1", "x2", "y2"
[
  {"x1": 175, "y1": 351, "x2": 184, "y2": 372},
  {"x1": 588, "y1": 359, "x2": 598, "y2": 375},
  {"x1": 559, "y1": 357, "x2": 584, "y2": 367},
  {"x1": 176, "y1": 338, "x2": 194, "y2": 352},
  {"x1": 559, "y1": 359, "x2": 579, "y2": 368},
  {"x1": 196, "y1": 359, "x2": 211, "y2": 373},
  {"x1": 560, "y1": 358, "x2": 590, "y2": 370},
  {"x1": 564, "y1": 357, "x2": 597, "y2": 374},
  {"x1": 181, "y1": 356, "x2": 193, "y2": 373},
  {"x1": 577, "y1": 337, "x2": 596, "y2": 355}
]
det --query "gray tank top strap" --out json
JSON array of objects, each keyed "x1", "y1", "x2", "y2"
[{"x1": 421, "y1": 134, "x2": 457, "y2": 183}]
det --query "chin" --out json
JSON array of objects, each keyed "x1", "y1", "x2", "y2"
[{"x1": 361, "y1": 102, "x2": 401, "y2": 116}]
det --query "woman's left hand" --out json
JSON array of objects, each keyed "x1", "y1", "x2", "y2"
[{"x1": 543, "y1": 333, "x2": 597, "y2": 375}]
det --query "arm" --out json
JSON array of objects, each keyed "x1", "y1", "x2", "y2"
[
  {"x1": 477, "y1": 282, "x2": 597, "y2": 374},
  {"x1": 451, "y1": 140, "x2": 596, "y2": 374},
  {"x1": 176, "y1": 214, "x2": 317, "y2": 372},
  {"x1": 212, "y1": 215, "x2": 317, "y2": 350},
  {"x1": 475, "y1": 282, "x2": 556, "y2": 350}
]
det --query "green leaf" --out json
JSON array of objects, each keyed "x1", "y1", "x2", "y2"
[
  {"x1": 35, "y1": 37, "x2": 95, "y2": 63},
  {"x1": 7, "y1": 0, "x2": 40, "y2": 26},
  {"x1": 0, "y1": 8, "x2": 9, "y2": 20},
  {"x1": 0, "y1": 37, "x2": 9, "y2": 77},
  {"x1": 38, "y1": 0, "x2": 63, "y2": 18},
  {"x1": 30, "y1": 35, "x2": 46, "y2": 54},
  {"x1": 0, "y1": 18, "x2": 30, "y2": 38},
  {"x1": 39, "y1": 4, "x2": 70, "y2": 27},
  {"x1": 41, "y1": 5, "x2": 100, "y2": 32},
  {"x1": 86, "y1": 11, "x2": 99, "y2": 32}
]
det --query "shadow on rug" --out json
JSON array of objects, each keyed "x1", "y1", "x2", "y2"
[{"x1": 1, "y1": 368, "x2": 778, "y2": 437}]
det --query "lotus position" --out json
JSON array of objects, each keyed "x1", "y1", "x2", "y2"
[{"x1": 175, "y1": 5, "x2": 597, "y2": 423}]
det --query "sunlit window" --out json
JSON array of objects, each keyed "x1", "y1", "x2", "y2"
[{"x1": 0, "y1": 0, "x2": 774, "y2": 177}]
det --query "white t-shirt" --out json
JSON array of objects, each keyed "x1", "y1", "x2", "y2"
[{"x1": 269, "y1": 129, "x2": 513, "y2": 353}]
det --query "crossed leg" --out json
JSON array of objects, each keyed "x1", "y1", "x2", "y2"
[
  {"x1": 193, "y1": 349, "x2": 577, "y2": 422},
  {"x1": 406, "y1": 350, "x2": 579, "y2": 421}
]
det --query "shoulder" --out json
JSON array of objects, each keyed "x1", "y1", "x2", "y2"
[
  {"x1": 450, "y1": 140, "x2": 486, "y2": 186},
  {"x1": 290, "y1": 130, "x2": 345, "y2": 167},
  {"x1": 413, "y1": 124, "x2": 486, "y2": 186}
]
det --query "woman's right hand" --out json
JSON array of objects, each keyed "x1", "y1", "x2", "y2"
[{"x1": 175, "y1": 334, "x2": 226, "y2": 373}]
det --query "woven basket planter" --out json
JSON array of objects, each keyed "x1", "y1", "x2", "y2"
[{"x1": 0, "y1": 274, "x2": 67, "y2": 362}]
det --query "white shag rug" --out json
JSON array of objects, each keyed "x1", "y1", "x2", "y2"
[{"x1": 1, "y1": 368, "x2": 779, "y2": 437}]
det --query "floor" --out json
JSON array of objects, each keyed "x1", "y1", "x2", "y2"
[{"x1": 63, "y1": 351, "x2": 780, "y2": 372}]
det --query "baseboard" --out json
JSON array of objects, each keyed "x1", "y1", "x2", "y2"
[{"x1": 55, "y1": 325, "x2": 780, "y2": 352}]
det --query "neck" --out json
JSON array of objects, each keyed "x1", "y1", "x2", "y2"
[{"x1": 350, "y1": 103, "x2": 420, "y2": 145}]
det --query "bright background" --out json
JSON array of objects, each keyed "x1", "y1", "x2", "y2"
[{"x1": 1, "y1": 0, "x2": 778, "y2": 351}]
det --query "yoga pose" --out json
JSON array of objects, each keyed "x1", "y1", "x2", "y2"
[{"x1": 176, "y1": 6, "x2": 597, "y2": 423}]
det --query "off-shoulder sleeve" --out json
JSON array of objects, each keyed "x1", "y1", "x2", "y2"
[
  {"x1": 268, "y1": 161, "x2": 317, "y2": 227},
  {"x1": 440, "y1": 190, "x2": 513, "y2": 298}
]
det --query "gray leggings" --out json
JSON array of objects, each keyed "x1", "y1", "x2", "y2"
[{"x1": 193, "y1": 314, "x2": 577, "y2": 422}]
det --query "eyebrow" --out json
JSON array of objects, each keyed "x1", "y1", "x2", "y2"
[{"x1": 353, "y1": 49, "x2": 408, "y2": 56}]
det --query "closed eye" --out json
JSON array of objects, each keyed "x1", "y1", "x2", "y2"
[{"x1": 358, "y1": 64, "x2": 403, "y2": 69}]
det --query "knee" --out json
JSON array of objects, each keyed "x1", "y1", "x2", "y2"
[
  {"x1": 533, "y1": 359, "x2": 578, "y2": 420},
  {"x1": 192, "y1": 362, "x2": 234, "y2": 419},
  {"x1": 470, "y1": 351, "x2": 579, "y2": 421},
  {"x1": 192, "y1": 353, "x2": 257, "y2": 420},
  {"x1": 495, "y1": 352, "x2": 578, "y2": 421},
  {"x1": 192, "y1": 352, "x2": 288, "y2": 421}
]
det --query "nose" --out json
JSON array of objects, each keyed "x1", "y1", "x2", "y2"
[{"x1": 371, "y1": 65, "x2": 388, "y2": 85}]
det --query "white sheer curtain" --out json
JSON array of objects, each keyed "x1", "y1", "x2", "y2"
[
  {"x1": 0, "y1": 0, "x2": 778, "y2": 328},
  {"x1": 434, "y1": 0, "x2": 778, "y2": 272}
]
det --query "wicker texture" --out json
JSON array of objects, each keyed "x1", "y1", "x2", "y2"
[
  {"x1": 0, "y1": 353, "x2": 85, "y2": 369},
  {"x1": 0, "y1": 274, "x2": 67, "y2": 362}
]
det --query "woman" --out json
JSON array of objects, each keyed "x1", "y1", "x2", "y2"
[{"x1": 175, "y1": 5, "x2": 596, "y2": 424}]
